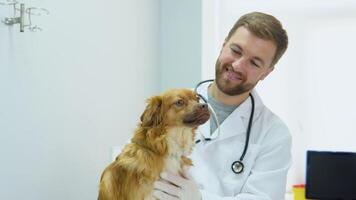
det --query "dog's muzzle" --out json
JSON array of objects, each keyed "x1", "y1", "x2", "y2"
[{"x1": 183, "y1": 103, "x2": 210, "y2": 126}]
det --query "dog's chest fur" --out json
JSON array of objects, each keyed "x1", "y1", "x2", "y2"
[{"x1": 164, "y1": 127, "x2": 195, "y2": 174}]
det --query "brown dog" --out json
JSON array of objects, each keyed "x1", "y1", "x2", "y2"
[{"x1": 98, "y1": 89, "x2": 210, "y2": 200}]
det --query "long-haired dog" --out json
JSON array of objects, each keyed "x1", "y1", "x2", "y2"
[{"x1": 98, "y1": 89, "x2": 210, "y2": 200}]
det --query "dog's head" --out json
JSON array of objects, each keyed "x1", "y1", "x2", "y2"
[{"x1": 140, "y1": 89, "x2": 210, "y2": 128}]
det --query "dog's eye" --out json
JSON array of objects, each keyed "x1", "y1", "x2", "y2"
[{"x1": 175, "y1": 99, "x2": 185, "y2": 107}]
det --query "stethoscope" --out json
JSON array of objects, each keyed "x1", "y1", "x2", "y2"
[{"x1": 194, "y1": 79, "x2": 255, "y2": 174}]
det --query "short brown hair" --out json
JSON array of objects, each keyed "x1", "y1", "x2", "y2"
[{"x1": 226, "y1": 12, "x2": 288, "y2": 67}]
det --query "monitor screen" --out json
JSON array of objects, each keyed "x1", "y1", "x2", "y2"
[{"x1": 306, "y1": 150, "x2": 356, "y2": 200}]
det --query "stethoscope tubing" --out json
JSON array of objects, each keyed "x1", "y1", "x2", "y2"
[
  {"x1": 240, "y1": 92, "x2": 254, "y2": 162},
  {"x1": 194, "y1": 79, "x2": 214, "y2": 104}
]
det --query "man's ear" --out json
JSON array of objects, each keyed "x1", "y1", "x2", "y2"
[{"x1": 140, "y1": 96, "x2": 163, "y2": 127}]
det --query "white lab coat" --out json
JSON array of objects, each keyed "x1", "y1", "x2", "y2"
[{"x1": 190, "y1": 82, "x2": 292, "y2": 200}]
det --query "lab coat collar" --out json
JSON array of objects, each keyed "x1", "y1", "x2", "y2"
[{"x1": 195, "y1": 81, "x2": 264, "y2": 143}]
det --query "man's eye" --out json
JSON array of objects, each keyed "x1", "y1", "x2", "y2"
[
  {"x1": 175, "y1": 99, "x2": 185, "y2": 107},
  {"x1": 251, "y1": 60, "x2": 261, "y2": 68},
  {"x1": 230, "y1": 47, "x2": 241, "y2": 55},
  {"x1": 231, "y1": 48, "x2": 241, "y2": 55}
]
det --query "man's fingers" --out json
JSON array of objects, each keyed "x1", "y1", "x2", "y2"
[
  {"x1": 154, "y1": 180, "x2": 181, "y2": 197},
  {"x1": 153, "y1": 189, "x2": 180, "y2": 200},
  {"x1": 160, "y1": 172, "x2": 187, "y2": 188}
]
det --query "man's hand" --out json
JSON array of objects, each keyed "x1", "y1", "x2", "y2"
[{"x1": 153, "y1": 171, "x2": 202, "y2": 200}]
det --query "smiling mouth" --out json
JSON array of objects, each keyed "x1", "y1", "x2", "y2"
[{"x1": 224, "y1": 67, "x2": 243, "y2": 81}]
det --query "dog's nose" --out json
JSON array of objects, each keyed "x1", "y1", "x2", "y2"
[{"x1": 199, "y1": 103, "x2": 208, "y2": 110}]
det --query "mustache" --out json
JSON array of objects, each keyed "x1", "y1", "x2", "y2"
[{"x1": 223, "y1": 65, "x2": 246, "y2": 81}]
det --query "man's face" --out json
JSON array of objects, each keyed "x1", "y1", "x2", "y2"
[{"x1": 215, "y1": 26, "x2": 277, "y2": 96}]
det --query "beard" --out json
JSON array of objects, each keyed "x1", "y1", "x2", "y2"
[{"x1": 215, "y1": 59, "x2": 256, "y2": 96}]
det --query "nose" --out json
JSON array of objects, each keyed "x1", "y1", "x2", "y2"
[
  {"x1": 231, "y1": 57, "x2": 248, "y2": 70},
  {"x1": 198, "y1": 103, "x2": 208, "y2": 110}
]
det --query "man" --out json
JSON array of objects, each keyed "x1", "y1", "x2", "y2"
[{"x1": 153, "y1": 12, "x2": 291, "y2": 200}]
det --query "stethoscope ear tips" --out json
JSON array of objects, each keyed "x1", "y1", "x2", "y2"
[{"x1": 231, "y1": 160, "x2": 244, "y2": 174}]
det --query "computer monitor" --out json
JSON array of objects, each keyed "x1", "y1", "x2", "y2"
[{"x1": 306, "y1": 150, "x2": 356, "y2": 200}]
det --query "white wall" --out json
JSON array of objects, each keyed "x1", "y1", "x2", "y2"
[
  {"x1": 160, "y1": 0, "x2": 201, "y2": 91},
  {"x1": 0, "y1": 0, "x2": 160, "y2": 199},
  {"x1": 202, "y1": 0, "x2": 356, "y2": 191}
]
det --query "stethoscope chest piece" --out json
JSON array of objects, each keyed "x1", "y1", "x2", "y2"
[{"x1": 231, "y1": 160, "x2": 244, "y2": 174}]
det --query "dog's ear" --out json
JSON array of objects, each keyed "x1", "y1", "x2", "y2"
[{"x1": 140, "y1": 96, "x2": 163, "y2": 127}]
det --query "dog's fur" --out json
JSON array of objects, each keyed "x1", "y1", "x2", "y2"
[{"x1": 98, "y1": 89, "x2": 210, "y2": 200}]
